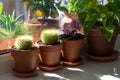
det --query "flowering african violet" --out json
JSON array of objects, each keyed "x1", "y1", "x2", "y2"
[{"x1": 59, "y1": 20, "x2": 85, "y2": 40}]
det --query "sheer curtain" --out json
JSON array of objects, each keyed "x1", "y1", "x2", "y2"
[{"x1": 0, "y1": 0, "x2": 27, "y2": 20}]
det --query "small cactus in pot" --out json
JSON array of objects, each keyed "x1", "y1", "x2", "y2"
[
  {"x1": 41, "y1": 29, "x2": 58, "y2": 45},
  {"x1": 14, "y1": 36, "x2": 33, "y2": 50},
  {"x1": 10, "y1": 35, "x2": 39, "y2": 75},
  {"x1": 37, "y1": 28, "x2": 62, "y2": 71}
]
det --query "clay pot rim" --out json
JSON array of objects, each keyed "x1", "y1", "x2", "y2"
[
  {"x1": 86, "y1": 50, "x2": 120, "y2": 62},
  {"x1": 39, "y1": 62, "x2": 63, "y2": 71},
  {"x1": 24, "y1": 21, "x2": 42, "y2": 26},
  {"x1": 11, "y1": 46, "x2": 38, "y2": 52},
  {"x1": 62, "y1": 39, "x2": 84, "y2": 42},
  {"x1": 11, "y1": 47, "x2": 39, "y2": 57},
  {"x1": 24, "y1": 19, "x2": 58, "y2": 25},
  {"x1": 35, "y1": 40, "x2": 62, "y2": 47}
]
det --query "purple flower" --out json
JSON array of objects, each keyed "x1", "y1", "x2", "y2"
[
  {"x1": 42, "y1": 22, "x2": 48, "y2": 27},
  {"x1": 61, "y1": 20, "x2": 82, "y2": 34},
  {"x1": 61, "y1": 27, "x2": 70, "y2": 34},
  {"x1": 69, "y1": 20, "x2": 81, "y2": 31}
]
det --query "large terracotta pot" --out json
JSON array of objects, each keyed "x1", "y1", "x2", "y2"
[
  {"x1": 24, "y1": 19, "x2": 59, "y2": 42},
  {"x1": 87, "y1": 29, "x2": 117, "y2": 56},
  {"x1": 0, "y1": 38, "x2": 16, "y2": 51},
  {"x1": 62, "y1": 39, "x2": 84, "y2": 62},
  {"x1": 38, "y1": 43, "x2": 62, "y2": 67},
  {"x1": 10, "y1": 47, "x2": 39, "y2": 73}
]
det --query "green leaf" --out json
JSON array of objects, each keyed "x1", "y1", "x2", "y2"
[
  {"x1": 57, "y1": 6, "x2": 68, "y2": 13},
  {"x1": 50, "y1": 7, "x2": 59, "y2": 16},
  {"x1": 99, "y1": 26, "x2": 115, "y2": 42},
  {"x1": 0, "y1": 11, "x2": 27, "y2": 39}
]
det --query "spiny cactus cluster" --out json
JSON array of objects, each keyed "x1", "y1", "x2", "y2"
[
  {"x1": 41, "y1": 29, "x2": 58, "y2": 45},
  {"x1": 15, "y1": 35, "x2": 33, "y2": 50}
]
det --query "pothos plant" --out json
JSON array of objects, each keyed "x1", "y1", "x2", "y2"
[
  {"x1": 76, "y1": 0, "x2": 120, "y2": 42},
  {"x1": 22, "y1": 0, "x2": 59, "y2": 19},
  {"x1": 56, "y1": 0, "x2": 77, "y2": 14},
  {"x1": 58, "y1": 0, "x2": 120, "y2": 42}
]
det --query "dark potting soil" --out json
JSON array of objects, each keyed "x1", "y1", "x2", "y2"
[{"x1": 59, "y1": 34, "x2": 85, "y2": 40}]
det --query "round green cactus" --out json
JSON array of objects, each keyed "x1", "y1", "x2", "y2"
[
  {"x1": 15, "y1": 36, "x2": 33, "y2": 50},
  {"x1": 41, "y1": 29, "x2": 58, "y2": 45}
]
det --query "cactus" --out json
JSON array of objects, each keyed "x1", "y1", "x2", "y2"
[
  {"x1": 15, "y1": 35, "x2": 33, "y2": 50},
  {"x1": 41, "y1": 29, "x2": 58, "y2": 45}
]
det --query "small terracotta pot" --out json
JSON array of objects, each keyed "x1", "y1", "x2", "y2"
[
  {"x1": 10, "y1": 47, "x2": 39, "y2": 73},
  {"x1": 87, "y1": 29, "x2": 117, "y2": 56},
  {"x1": 62, "y1": 39, "x2": 84, "y2": 62},
  {"x1": 38, "y1": 42, "x2": 62, "y2": 67},
  {"x1": 24, "y1": 19, "x2": 59, "y2": 42}
]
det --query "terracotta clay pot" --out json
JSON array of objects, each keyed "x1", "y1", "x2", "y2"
[
  {"x1": 24, "y1": 19, "x2": 59, "y2": 42},
  {"x1": 38, "y1": 43, "x2": 62, "y2": 67},
  {"x1": 87, "y1": 29, "x2": 117, "y2": 56},
  {"x1": 0, "y1": 38, "x2": 16, "y2": 51},
  {"x1": 10, "y1": 47, "x2": 39, "y2": 73},
  {"x1": 62, "y1": 39, "x2": 84, "y2": 62}
]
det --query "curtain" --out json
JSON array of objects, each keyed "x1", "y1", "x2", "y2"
[{"x1": 0, "y1": 0, "x2": 27, "y2": 20}]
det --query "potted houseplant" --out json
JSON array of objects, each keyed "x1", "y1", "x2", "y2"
[
  {"x1": 0, "y1": 11, "x2": 27, "y2": 54},
  {"x1": 22, "y1": 0, "x2": 59, "y2": 42},
  {"x1": 10, "y1": 35, "x2": 39, "y2": 77},
  {"x1": 57, "y1": 0, "x2": 85, "y2": 66},
  {"x1": 36, "y1": 29, "x2": 62, "y2": 71},
  {"x1": 76, "y1": 0, "x2": 120, "y2": 61},
  {"x1": 59, "y1": 20, "x2": 85, "y2": 66},
  {"x1": 56, "y1": 0, "x2": 84, "y2": 35}
]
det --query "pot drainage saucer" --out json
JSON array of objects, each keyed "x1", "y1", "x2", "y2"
[
  {"x1": 63, "y1": 58, "x2": 83, "y2": 66},
  {"x1": 86, "y1": 50, "x2": 120, "y2": 62},
  {"x1": 12, "y1": 67, "x2": 39, "y2": 77},
  {"x1": 39, "y1": 63, "x2": 63, "y2": 71}
]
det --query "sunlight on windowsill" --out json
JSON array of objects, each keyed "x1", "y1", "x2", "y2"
[
  {"x1": 99, "y1": 75, "x2": 120, "y2": 80},
  {"x1": 43, "y1": 73, "x2": 70, "y2": 80}
]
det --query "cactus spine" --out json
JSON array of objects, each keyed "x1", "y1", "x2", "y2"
[
  {"x1": 15, "y1": 36, "x2": 33, "y2": 50},
  {"x1": 41, "y1": 29, "x2": 58, "y2": 45}
]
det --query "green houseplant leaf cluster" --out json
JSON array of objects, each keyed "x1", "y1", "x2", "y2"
[
  {"x1": 0, "y1": 11, "x2": 27, "y2": 39},
  {"x1": 56, "y1": 0, "x2": 78, "y2": 13},
  {"x1": 58, "y1": 0, "x2": 120, "y2": 41},
  {"x1": 22, "y1": 0, "x2": 59, "y2": 18},
  {"x1": 76, "y1": 0, "x2": 120, "y2": 41}
]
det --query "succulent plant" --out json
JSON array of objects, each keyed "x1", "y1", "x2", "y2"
[
  {"x1": 15, "y1": 36, "x2": 33, "y2": 50},
  {"x1": 41, "y1": 29, "x2": 58, "y2": 45},
  {"x1": 0, "y1": 11, "x2": 27, "y2": 39}
]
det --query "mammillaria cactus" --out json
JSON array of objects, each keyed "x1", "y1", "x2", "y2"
[
  {"x1": 15, "y1": 35, "x2": 33, "y2": 50},
  {"x1": 41, "y1": 29, "x2": 58, "y2": 45}
]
